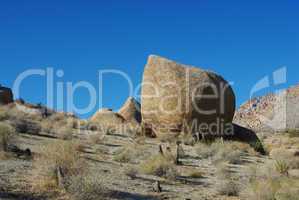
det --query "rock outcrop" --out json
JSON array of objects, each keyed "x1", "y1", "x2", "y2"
[
  {"x1": 234, "y1": 84, "x2": 299, "y2": 132},
  {"x1": 91, "y1": 108, "x2": 125, "y2": 127},
  {"x1": 141, "y1": 55, "x2": 235, "y2": 137},
  {"x1": 118, "y1": 97, "x2": 141, "y2": 125},
  {"x1": 0, "y1": 85, "x2": 13, "y2": 105}
]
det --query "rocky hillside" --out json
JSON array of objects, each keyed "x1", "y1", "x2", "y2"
[{"x1": 234, "y1": 84, "x2": 299, "y2": 132}]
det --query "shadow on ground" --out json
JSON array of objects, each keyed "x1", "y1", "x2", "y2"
[{"x1": 224, "y1": 124, "x2": 266, "y2": 155}]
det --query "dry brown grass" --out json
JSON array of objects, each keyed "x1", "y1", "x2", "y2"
[
  {"x1": 67, "y1": 172, "x2": 110, "y2": 200},
  {"x1": 188, "y1": 170, "x2": 205, "y2": 178},
  {"x1": 113, "y1": 144, "x2": 143, "y2": 164},
  {"x1": 215, "y1": 162, "x2": 240, "y2": 196},
  {"x1": 40, "y1": 114, "x2": 76, "y2": 139},
  {"x1": 196, "y1": 140, "x2": 256, "y2": 164},
  {"x1": 0, "y1": 107, "x2": 9, "y2": 121},
  {"x1": 241, "y1": 176, "x2": 299, "y2": 200},
  {"x1": 88, "y1": 133, "x2": 106, "y2": 145},
  {"x1": 240, "y1": 159, "x2": 299, "y2": 200},
  {"x1": 270, "y1": 148, "x2": 299, "y2": 170},
  {"x1": 125, "y1": 167, "x2": 139, "y2": 179},
  {"x1": 139, "y1": 154, "x2": 178, "y2": 180},
  {"x1": 29, "y1": 140, "x2": 85, "y2": 194},
  {"x1": 0, "y1": 122, "x2": 15, "y2": 152}
]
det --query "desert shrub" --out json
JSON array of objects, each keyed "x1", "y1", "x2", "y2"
[
  {"x1": 213, "y1": 145, "x2": 243, "y2": 164},
  {"x1": 88, "y1": 133, "x2": 105, "y2": 144},
  {"x1": 113, "y1": 145, "x2": 138, "y2": 163},
  {"x1": 0, "y1": 151, "x2": 9, "y2": 160},
  {"x1": 242, "y1": 177, "x2": 281, "y2": 200},
  {"x1": 67, "y1": 172, "x2": 110, "y2": 200},
  {"x1": 241, "y1": 176, "x2": 299, "y2": 200},
  {"x1": 275, "y1": 179, "x2": 299, "y2": 200},
  {"x1": 0, "y1": 107, "x2": 9, "y2": 121},
  {"x1": 196, "y1": 142, "x2": 218, "y2": 159},
  {"x1": 55, "y1": 126, "x2": 73, "y2": 140},
  {"x1": 275, "y1": 160, "x2": 290, "y2": 176},
  {"x1": 30, "y1": 140, "x2": 85, "y2": 194},
  {"x1": 114, "y1": 149, "x2": 132, "y2": 163},
  {"x1": 286, "y1": 129, "x2": 299, "y2": 138},
  {"x1": 271, "y1": 149, "x2": 299, "y2": 170},
  {"x1": 125, "y1": 167, "x2": 138, "y2": 179},
  {"x1": 139, "y1": 154, "x2": 177, "y2": 180},
  {"x1": 188, "y1": 170, "x2": 204, "y2": 178},
  {"x1": 241, "y1": 160, "x2": 299, "y2": 200},
  {"x1": 215, "y1": 162, "x2": 240, "y2": 196},
  {"x1": 13, "y1": 119, "x2": 41, "y2": 134},
  {"x1": 196, "y1": 140, "x2": 251, "y2": 164},
  {"x1": 181, "y1": 133, "x2": 196, "y2": 146},
  {"x1": 0, "y1": 122, "x2": 15, "y2": 151},
  {"x1": 216, "y1": 176, "x2": 240, "y2": 196},
  {"x1": 86, "y1": 122, "x2": 99, "y2": 131},
  {"x1": 40, "y1": 116, "x2": 76, "y2": 139}
]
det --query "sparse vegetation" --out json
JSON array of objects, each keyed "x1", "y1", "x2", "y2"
[
  {"x1": 0, "y1": 107, "x2": 9, "y2": 121},
  {"x1": 125, "y1": 167, "x2": 138, "y2": 179},
  {"x1": 188, "y1": 170, "x2": 204, "y2": 178},
  {"x1": 271, "y1": 149, "x2": 299, "y2": 170},
  {"x1": 241, "y1": 176, "x2": 299, "y2": 200},
  {"x1": 196, "y1": 140, "x2": 255, "y2": 164},
  {"x1": 29, "y1": 140, "x2": 85, "y2": 194},
  {"x1": 67, "y1": 172, "x2": 110, "y2": 200},
  {"x1": 215, "y1": 162, "x2": 240, "y2": 196},
  {"x1": 88, "y1": 133, "x2": 105, "y2": 144},
  {"x1": 286, "y1": 129, "x2": 299, "y2": 138},
  {"x1": 0, "y1": 122, "x2": 15, "y2": 152},
  {"x1": 113, "y1": 145, "x2": 141, "y2": 163},
  {"x1": 241, "y1": 159, "x2": 299, "y2": 200},
  {"x1": 275, "y1": 160, "x2": 290, "y2": 176},
  {"x1": 139, "y1": 154, "x2": 178, "y2": 180}
]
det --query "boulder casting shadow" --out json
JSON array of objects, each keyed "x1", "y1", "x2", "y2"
[{"x1": 224, "y1": 124, "x2": 266, "y2": 155}]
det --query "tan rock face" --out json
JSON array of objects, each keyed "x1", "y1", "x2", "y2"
[
  {"x1": 118, "y1": 97, "x2": 141, "y2": 125},
  {"x1": 90, "y1": 108, "x2": 125, "y2": 127},
  {"x1": 141, "y1": 55, "x2": 235, "y2": 136},
  {"x1": 0, "y1": 85, "x2": 13, "y2": 105}
]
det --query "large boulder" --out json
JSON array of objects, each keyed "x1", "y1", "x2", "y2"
[
  {"x1": 118, "y1": 97, "x2": 142, "y2": 125},
  {"x1": 90, "y1": 108, "x2": 125, "y2": 128},
  {"x1": 141, "y1": 55, "x2": 235, "y2": 137},
  {"x1": 0, "y1": 85, "x2": 13, "y2": 105}
]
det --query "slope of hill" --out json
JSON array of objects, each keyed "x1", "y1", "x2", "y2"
[{"x1": 234, "y1": 84, "x2": 299, "y2": 132}]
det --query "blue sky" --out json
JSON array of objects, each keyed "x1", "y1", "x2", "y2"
[{"x1": 0, "y1": 0, "x2": 298, "y2": 118}]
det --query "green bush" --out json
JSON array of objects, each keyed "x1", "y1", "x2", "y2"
[{"x1": 275, "y1": 160, "x2": 290, "y2": 176}]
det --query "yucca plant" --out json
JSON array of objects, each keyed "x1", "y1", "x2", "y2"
[{"x1": 275, "y1": 160, "x2": 289, "y2": 176}]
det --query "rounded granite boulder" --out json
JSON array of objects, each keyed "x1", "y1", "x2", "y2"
[{"x1": 141, "y1": 55, "x2": 235, "y2": 137}]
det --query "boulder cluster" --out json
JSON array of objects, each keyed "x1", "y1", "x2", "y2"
[
  {"x1": 91, "y1": 55, "x2": 236, "y2": 137},
  {"x1": 1, "y1": 56, "x2": 248, "y2": 139}
]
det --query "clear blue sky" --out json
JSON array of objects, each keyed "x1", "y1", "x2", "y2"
[{"x1": 0, "y1": 0, "x2": 298, "y2": 118}]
